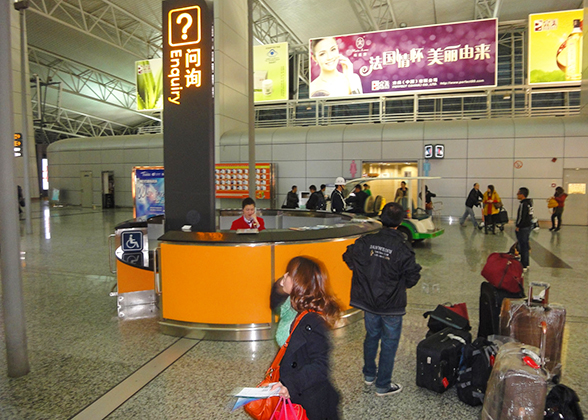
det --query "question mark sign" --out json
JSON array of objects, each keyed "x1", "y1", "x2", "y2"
[{"x1": 176, "y1": 13, "x2": 193, "y2": 41}]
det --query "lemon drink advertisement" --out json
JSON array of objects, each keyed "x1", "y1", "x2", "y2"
[{"x1": 529, "y1": 9, "x2": 584, "y2": 84}]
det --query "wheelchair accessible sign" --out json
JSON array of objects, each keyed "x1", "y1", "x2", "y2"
[{"x1": 121, "y1": 231, "x2": 144, "y2": 253}]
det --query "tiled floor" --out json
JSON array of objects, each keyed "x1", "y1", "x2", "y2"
[{"x1": 0, "y1": 202, "x2": 586, "y2": 419}]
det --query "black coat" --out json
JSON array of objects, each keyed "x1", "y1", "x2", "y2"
[
  {"x1": 280, "y1": 312, "x2": 340, "y2": 420},
  {"x1": 343, "y1": 228, "x2": 422, "y2": 316},
  {"x1": 465, "y1": 188, "x2": 483, "y2": 208},
  {"x1": 330, "y1": 189, "x2": 345, "y2": 213},
  {"x1": 285, "y1": 191, "x2": 299, "y2": 208}
]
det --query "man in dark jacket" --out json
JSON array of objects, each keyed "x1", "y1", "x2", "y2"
[
  {"x1": 343, "y1": 202, "x2": 422, "y2": 397},
  {"x1": 346, "y1": 184, "x2": 368, "y2": 213},
  {"x1": 331, "y1": 177, "x2": 346, "y2": 213},
  {"x1": 283, "y1": 185, "x2": 299, "y2": 209},
  {"x1": 459, "y1": 183, "x2": 484, "y2": 229},
  {"x1": 516, "y1": 187, "x2": 533, "y2": 272},
  {"x1": 306, "y1": 184, "x2": 326, "y2": 210}
]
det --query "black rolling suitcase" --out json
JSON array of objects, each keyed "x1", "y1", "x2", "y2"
[
  {"x1": 478, "y1": 281, "x2": 524, "y2": 339},
  {"x1": 416, "y1": 327, "x2": 472, "y2": 393}
]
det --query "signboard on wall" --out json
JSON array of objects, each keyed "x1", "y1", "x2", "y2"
[
  {"x1": 136, "y1": 58, "x2": 163, "y2": 110},
  {"x1": 528, "y1": 9, "x2": 584, "y2": 85},
  {"x1": 215, "y1": 163, "x2": 272, "y2": 199},
  {"x1": 254, "y1": 43, "x2": 289, "y2": 102},
  {"x1": 132, "y1": 167, "x2": 165, "y2": 218},
  {"x1": 308, "y1": 18, "x2": 497, "y2": 98}
]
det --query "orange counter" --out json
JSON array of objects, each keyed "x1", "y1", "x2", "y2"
[{"x1": 158, "y1": 211, "x2": 381, "y2": 340}]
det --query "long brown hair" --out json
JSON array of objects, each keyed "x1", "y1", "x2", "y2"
[
  {"x1": 286, "y1": 256, "x2": 341, "y2": 327},
  {"x1": 555, "y1": 186, "x2": 565, "y2": 197}
]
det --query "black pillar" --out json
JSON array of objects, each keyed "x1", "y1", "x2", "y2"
[{"x1": 162, "y1": 0, "x2": 215, "y2": 232}]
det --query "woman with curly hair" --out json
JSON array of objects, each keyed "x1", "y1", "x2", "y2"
[{"x1": 271, "y1": 256, "x2": 341, "y2": 419}]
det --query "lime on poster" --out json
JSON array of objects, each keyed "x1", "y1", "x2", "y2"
[
  {"x1": 529, "y1": 10, "x2": 584, "y2": 84},
  {"x1": 254, "y1": 42, "x2": 289, "y2": 102}
]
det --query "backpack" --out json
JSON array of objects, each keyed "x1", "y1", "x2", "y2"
[
  {"x1": 456, "y1": 337, "x2": 498, "y2": 406},
  {"x1": 545, "y1": 384, "x2": 584, "y2": 420}
]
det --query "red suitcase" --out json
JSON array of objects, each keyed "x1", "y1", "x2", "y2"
[
  {"x1": 481, "y1": 252, "x2": 524, "y2": 294},
  {"x1": 499, "y1": 282, "x2": 566, "y2": 379}
]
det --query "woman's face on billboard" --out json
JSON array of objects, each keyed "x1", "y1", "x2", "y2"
[{"x1": 313, "y1": 38, "x2": 340, "y2": 71}]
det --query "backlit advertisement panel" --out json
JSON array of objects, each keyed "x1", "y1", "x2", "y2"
[
  {"x1": 308, "y1": 19, "x2": 497, "y2": 98},
  {"x1": 254, "y1": 42, "x2": 289, "y2": 102},
  {"x1": 136, "y1": 59, "x2": 163, "y2": 110},
  {"x1": 133, "y1": 167, "x2": 165, "y2": 218},
  {"x1": 215, "y1": 163, "x2": 272, "y2": 199},
  {"x1": 529, "y1": 10, "x2": 583, "y2": 85}
]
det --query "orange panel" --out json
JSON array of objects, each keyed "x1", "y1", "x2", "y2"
[
  {"x1": 161, "y1": 243, "x2": 272, "y2": 324},
  {"x1": 274, "y1": 239, "x2": 355, "y2": 311},
  {"x1": 117, "y1": 260, "x2": 155, "y2": 294}
]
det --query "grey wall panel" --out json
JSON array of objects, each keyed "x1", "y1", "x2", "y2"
[
  {"x1": 441, "y1": 139, "x2": 468, "y2": 159},
  {"x1": 427, "y1": 159, "x2": 467, "y2": 178},
  {"x1": 562, "y1": 115, "x2": 588, "y2": 136},
  {"x1": 84, "y1": 151, "x2": 102, "y2": 164},
  {"x1": 343, "y1": 141, "x2": 382, "y2": 160},
  {"x1": 148, "y1": 136, "x2": 163, "y2": 149},
  {"x1": 219, "y1": 129, "x2": 244, "y2": 145},
  {"x1": 468, "y1": 138, "x2": 515, "y2": 158},
  {"x1": 306, "y1": 160, "x2": 343, "y2": 179},
  {"x1": 272, "y1": 127, "x2": 309, "y2": 144},
  {"x1": 426, "y1": 177, "x2": 467, "y2": 198},
  {"x1": 564, "y1": 137, "x2": 588, "y2": 157},
  {"x1": 307, "y1": 142, "x2": 343, "y2": 160},
  {"x1": 254, "y1": 128, "x2": 276, "y2": 145},
  {"x1": 342, "y1": 159, "x2": 360, "y2": 179},
  {"x1": 272, "y1": 144, "x2": 306, "y2": 161},
  {"x1": 564, "y1": 158, "x2": 588, "y2": 168},
  {"x1": 515, "y1": 137, "x2": 564, "y2": 158},
  {"x1": 343, "y1": 124, "x2": 384, "y2": 142},
  {"x1": 475, "y1": 178, "x2": 515, "y2": 202},
  {"x1": 382, "y1": 140, "x2": 423, "y2": 160},
  {"x1": 307, "y1": 125, "x2": 345, "y2": 143},
  {"x1": 100, "y1": 149, "x2": 124, "y2": 164},
  {"x1": 382, "y1": 121, "x2": 425, "y2": 141},
  {"x1": 513, "y1": 158, "x2": 563, "y2": 179},
  {"x1": 60, "y1": 150, "x2": 81, "y2": 164},
  {"x1": 467, "y1": 158, "x2": 514, "y2": 179},
  {"x1": 220, "y1": 145, "x2": 240, "y2": 162},
  {"x1": 149, "y1": 148, "x2": 164, "y2": 163},
  {"x1": 424, "y1": 120, "x2": 468, "y2": 140},
  {"x1": 276, "y1": 161, "x2": 307, "y2": 178},
  {"x1": 256, "y1": 144, "x2": 272, "y2": 161},
  {"x1": 513, "y1": 117, "x2": 565, "y2": 138},
  {"x1": 124, "y1": 148, "x2": 150, "y2": 164},
  {"x1": 468, "y1": 118, "x2": 515, "y2": 139}
]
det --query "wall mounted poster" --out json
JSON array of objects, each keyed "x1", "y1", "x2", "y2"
[
  {"x1": 133, "y1": 167, "x2": 165, "y2": 218},
  {"x1": 254, "y1": 42, "x2": 289, "y2": 102},
  {"x1": 308, "y1": 19, "x2": 497, "y2": 98},
  {"x1": 136, "y1": 58, "x2": 163, "y2": 110},
  {"x1": 215, "y1": 163, "x2": 272, "y2": 199},
  {"x1": 529, "y1": 9, "x2": 584, "y2": 85}
]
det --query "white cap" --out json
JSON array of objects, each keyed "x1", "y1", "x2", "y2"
[{"x1": 335, "y1": 177, "x2": 346, "y2": 186}]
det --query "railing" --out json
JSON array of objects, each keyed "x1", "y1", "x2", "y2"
[{"x1": 255, "y1": 85, "x2": 581, "y2": 128}]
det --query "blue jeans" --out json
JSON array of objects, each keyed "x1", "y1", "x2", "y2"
[
  {"x1": 516, "y1": 226, "x2": 532, "y2": 268},
  {"x1": 459, "y1": 206, "x2": 479, "y2": 227},
  {"x1": 363, "y1": 312, "x2": 403, "y2": 391}
]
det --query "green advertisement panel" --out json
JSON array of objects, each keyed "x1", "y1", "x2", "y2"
[
  {"x1": 529, "y1": 9, "x2": 584, "y2": 85},
  {"x1": 136, "y1": 58, "x2": 164, "y2": 110},
  {"x1": 254, "y1": 42, "x2": 289, "y2": 102}
]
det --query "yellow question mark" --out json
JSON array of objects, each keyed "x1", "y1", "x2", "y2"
[{"x1": 176, "y1": 12, "x2": 193, "y2": 40}]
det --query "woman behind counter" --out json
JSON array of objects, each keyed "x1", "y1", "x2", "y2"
[
  {"x1": 230, "y1": 197, "x2": 265, "y2": 231},
  {"x1": 271, "y1": 256, "x2": 341, "y2": 419},
  {"x1": 310, "y1": 37, "x2": 363, "y2": 98}
]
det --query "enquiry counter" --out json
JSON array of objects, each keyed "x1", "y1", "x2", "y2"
[{"x1": 157, "y1": 210, "x2": 381, "y2": 341}]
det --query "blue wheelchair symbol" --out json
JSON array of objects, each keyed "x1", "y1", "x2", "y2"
[{"x1": 121, "y1": 231, "x2": 143, "y2": 252}]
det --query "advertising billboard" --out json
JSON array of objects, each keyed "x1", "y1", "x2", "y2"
[
  {"x1": 136, "y1": 59, "x2": 163, "y2": 110},
  {"x1": 254, "y1": 42, "x2": 289, "y2": 102},
  {"x1": 308, "y1": 19, "x2": 497, "y2": 98},
  {"x1": 215, "y1": 163, "x2": 272, "y2": 200},
  {"x1": 132, "y1": 167, "x2": 165, "y2": 218},
  {"x1": 529, "y1": 9, "x2": 583, "y2": 85}
]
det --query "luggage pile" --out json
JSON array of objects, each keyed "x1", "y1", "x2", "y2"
[{"x1": 412, "y1": 249, "x2": 583, "y2": 419}]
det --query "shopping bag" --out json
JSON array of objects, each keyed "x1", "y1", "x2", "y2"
[{"x1": 270, "y1": 397, "x2": 308, "y2": 420}]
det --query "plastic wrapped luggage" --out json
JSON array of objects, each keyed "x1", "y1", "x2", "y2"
[
  {"x1": 481, "y1": 339, "x2": 548, "y2": 420},
  {"x1": 478, "y1": 281, "x2": 525, "y2": 338},
  {"x1": 499, "y1": 282, "x2": 566, "y2": 378},
  {"x1": 481, "y1": 253, "x2": 524, "y2": 294},
  {"x1": 416, "y1": 327, "x2": 472, "y2": 393}
]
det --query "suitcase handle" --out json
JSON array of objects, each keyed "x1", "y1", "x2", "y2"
[
  {"x1": 528, "y1": 282, "x2": 550, "y2": 306},
  {"x1": 540, "y1": 321, "x2": 547, "y2": 365}
]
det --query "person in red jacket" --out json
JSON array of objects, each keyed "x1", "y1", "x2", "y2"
[
  {"x1": 550, "y1": 186, "x2": 568, "y2": 232},
  {"x1": 230, "y1": 197, "x2": 265, "y2": 231}
]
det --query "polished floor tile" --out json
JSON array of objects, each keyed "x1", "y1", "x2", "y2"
[{"x1": 0, "y1": 203, "x2": 585, "y2": 419}]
